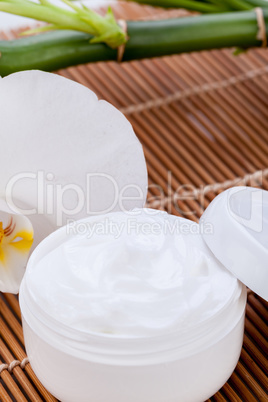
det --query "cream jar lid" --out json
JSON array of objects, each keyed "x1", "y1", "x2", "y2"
[{"x1": 200, "y1": 187, "x2": 268, "y2": 301}]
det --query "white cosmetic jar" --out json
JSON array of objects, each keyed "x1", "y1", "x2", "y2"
[{"x1": 19, "y1": 207, "x2": 248, "y2": 402}]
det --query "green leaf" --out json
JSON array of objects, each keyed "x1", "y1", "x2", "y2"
[{"x1": 19, "y1": 24, "x2": 57, "y2": 36}]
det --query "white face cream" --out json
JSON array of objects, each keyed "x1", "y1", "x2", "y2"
[{"x1": 26, "y1": 210, "x2": 239, "y2": 338}]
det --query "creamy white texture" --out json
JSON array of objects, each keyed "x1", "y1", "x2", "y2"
[{"x1": 27, "y1": 210, "x2": 239, "y2": 337}]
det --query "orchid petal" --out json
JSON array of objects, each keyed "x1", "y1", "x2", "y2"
[{"x1": 0, "y1": 70, "x2": 148, "y2": 247}]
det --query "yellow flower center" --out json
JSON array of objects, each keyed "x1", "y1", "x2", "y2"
[{"x1": 0, "y1": 222, "x2": 4, "y2": 246}]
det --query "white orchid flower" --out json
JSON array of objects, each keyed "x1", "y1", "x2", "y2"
[
  {"x1": 0, "y1": 201, "x2": 33, "y2": 294},
  {"x1": 0, "y1": 70, "x2": 147, "y2": 244}
]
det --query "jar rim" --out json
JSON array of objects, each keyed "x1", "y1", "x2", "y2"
[
  {"x1": 20, "y1": 279, "x2": 247, "y2": 365},
  {"x1": 21, "y1": 213, "x2": 244, "y2": 345}
]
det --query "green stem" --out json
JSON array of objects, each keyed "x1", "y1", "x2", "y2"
[
  {"x1": 0, "y1": 9, "x2": 267, "y2": 77},
  {"x1": 0, "y1": 0, "x2": 126, "y2": 48}
]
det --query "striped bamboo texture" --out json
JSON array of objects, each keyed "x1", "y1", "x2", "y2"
[{"x1": 0, "y1": 1, "x2": 268, "y2": 401}]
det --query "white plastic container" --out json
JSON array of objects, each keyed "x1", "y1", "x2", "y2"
[{"x1": 19, "y1": 187, "x2": 267, "y2": 402}]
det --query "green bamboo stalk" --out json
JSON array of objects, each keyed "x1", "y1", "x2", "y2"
[
  {"x1": 244, "y1": 0, "x2": 268, "y2": 7},
  {"x1": 222, "y1": 0, "x2": 254, "y2": 10},
  {"x1": 123, "y1": 0, "x2": 228, "y2": 13},
  {"x1": 126, "y1": 0, "x2": 268, "y2": 11},
  {"x1": 0, "y1": 9, "x2": 267, "y2": 77}
]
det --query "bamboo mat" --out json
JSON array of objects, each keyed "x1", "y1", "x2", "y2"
[{"x1": 0, "y1": 2, "x2": 268, "y2": 401}]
